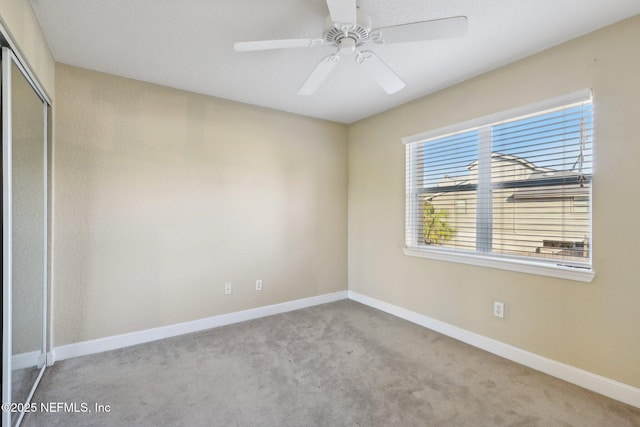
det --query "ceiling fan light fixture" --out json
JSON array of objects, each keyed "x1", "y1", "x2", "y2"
[
  {"x1": 234, "y1": 0, "x2": 468, "y2": 95},
  {"x1": 339, "y1": 38, "x2": 357, "y2": 54}
]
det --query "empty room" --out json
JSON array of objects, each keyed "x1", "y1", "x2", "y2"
[{"x1": 2, "y1": 0, "x2": 640, "y2": 426}]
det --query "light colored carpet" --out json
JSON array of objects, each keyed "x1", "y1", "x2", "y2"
[{"x1": 23, "y1": 300, "x2": 640, "y2": 426}]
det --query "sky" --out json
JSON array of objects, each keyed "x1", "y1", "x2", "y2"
[{"x1": 421, "y1": 103, "x2": 593, "y2": 188}]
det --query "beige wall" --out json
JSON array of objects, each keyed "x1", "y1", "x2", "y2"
[
  {"x1": 0, "y1": 0, "x2": 55, "y2": 98},
  {"x1": 348, "y1": 15, "x2": 640, "y2": 388},
  {"x1": 53, "y1": 64, "x2": 348, "y2": 345}
]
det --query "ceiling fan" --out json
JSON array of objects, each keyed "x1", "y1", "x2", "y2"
[{"x1": 233, "y1": 0, "x2": 468, "y2": 96}]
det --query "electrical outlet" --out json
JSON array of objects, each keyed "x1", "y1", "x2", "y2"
[
  {"x1": 493, "y1": 300, "x2": 505, "y2": 318},
  {"x1": 256, "y1": 279, "x2": 263, "y2": 291},
  {"x1": 224, "y1": 282, "x2": 232, "y2": 295}
]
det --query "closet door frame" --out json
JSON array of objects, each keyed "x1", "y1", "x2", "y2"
[{"x1": 2, "y1": 45, "x2": 50, "y2": 427}]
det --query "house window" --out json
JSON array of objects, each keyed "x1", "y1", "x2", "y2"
[
  {"x1": 403, "y1": 91, "x2": 593, "y2": 281},
  {"x1": 572, "y1": 197, "x2": 589, "y2": 214},
  {"x1": 455, "y1": 199, "x2": 467, "y2": 214}
]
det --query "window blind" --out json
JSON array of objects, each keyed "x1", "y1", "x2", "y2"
[{"x1": 405, "y1": 92, "x2": 593, "y2": 270}]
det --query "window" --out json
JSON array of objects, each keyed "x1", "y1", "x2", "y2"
[
  {"x1": 572, "y1": 197, "x2": 589, "y2": 214},
  {"x1": 403, "y1": 91, "x2": 594, "y2": 282},
  {"x1": 455, "y1": 199, "x2": 467, "y2": 214}
]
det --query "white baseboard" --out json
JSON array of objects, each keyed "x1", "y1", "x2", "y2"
[
  {"x1": 52, "y1": 291, "x2": 348, "y2": 363},
  {"x1": 49, "y1": 288, "x2": 639, "y2": 409},
  {"x1": 12, "y1": 350, "x2": 44, "y2": 370},
  {"x1": 348, "y1": 290, "x2": 640, "y2": 409}
]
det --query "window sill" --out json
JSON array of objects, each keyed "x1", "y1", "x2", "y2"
[{"x1": 403, "y1": 247, "x2": 594, "y2": 283}]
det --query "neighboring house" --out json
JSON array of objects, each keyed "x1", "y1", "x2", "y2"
[{"x1": 424, "y1": 153, "x2": 590, "y2": 262}]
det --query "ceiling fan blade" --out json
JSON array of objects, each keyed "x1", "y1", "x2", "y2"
[
  {"x1": 325, "y1": 0, "x2": 356, "y2": 26},
  {"x1": 234, "y1": 38, "x2": 324, "y2": 52},
  {"x1": 373, "y1": 16, "x2": 468, "y2": 44},
  {"x1": 355, "y1": 51, "x2": 405, "y2": 94},
  {"x1": 298, "y1": 54, "x2": 341, "y2": 96}
]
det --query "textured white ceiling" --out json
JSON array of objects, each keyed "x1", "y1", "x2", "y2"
[{"x1": 30, "y1": 0, "x2": 640, "y2": 123}]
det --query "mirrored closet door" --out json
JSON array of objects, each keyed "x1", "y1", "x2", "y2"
[{"x1": 2, "y1": 46, "x2": 49, "y2": 427}]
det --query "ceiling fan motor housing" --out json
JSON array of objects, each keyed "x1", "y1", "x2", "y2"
[{"x1": 323, "y1": 11, "x2": 372, "y2": 53}]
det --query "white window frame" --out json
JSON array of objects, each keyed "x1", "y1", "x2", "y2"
[{"x1": 403, "y1": 90, "x2": 594, "y2": 283}]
